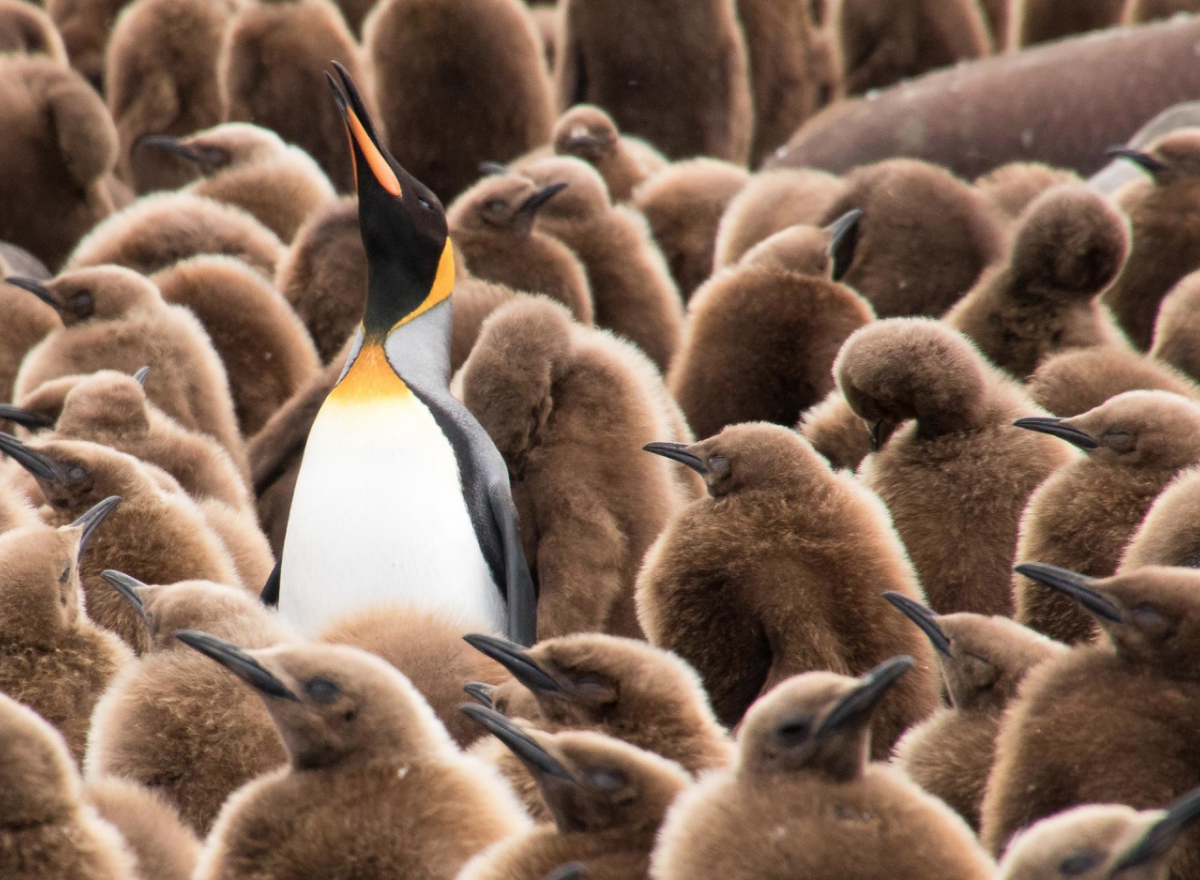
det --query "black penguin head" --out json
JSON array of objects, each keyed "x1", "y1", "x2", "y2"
[{"x1": 327, "y1": 62, "x2": 453, "y2": 339}]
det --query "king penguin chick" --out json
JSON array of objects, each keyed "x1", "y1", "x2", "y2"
[
  {"x1": 818, "y1": 158, "x2": 1004, "y2": 318},
  {"x1": 1026, "y1": 344, "x2": 1200, "y2": 419},
  {"x1": 981, "y1": 563, "x2": 1200, "y2": 876},
  {"x1": 1120, "y1": 466, "x2": 1200, "y2": 572},
  {"x1": 181, "y1": 636, "x2": 530, "y2": 879},
  {"x1": 151, "y1": 255, "x2": 321, "y2": 438},
  {"x1": 884, "y1": 593, "x2": 1066, "y2": 832},
  {"x1": 459, "y1": 708, "x2": 691, "y2": 880},
  {"x1": 0, "y1": 499, "x2": 131, "y2": 760},
  {"x1": 1012, "y1": 391, "x2": 1200, "y2": 643},
  {"x1": 65, "y1": 191, "x2": 284, "y2": 280},
  {"x1": 0, "y1": 691, "x2": 138, "y2": 880},
  {"x1": 448, "y1": 173, "x2": 595, "y2": 324},
  {"x1": 220, "y1": 0, "x2": 373, "y2": 194},
  {"x1": 669, "y1": 212, "x2": 872, "y2": 440},
  {"x1": 141, "y1": 122, "x2": 336, "y2": 242},
  {"x1": 521, "y1": 156, "x2": 684, "y2": 372},
  {"x1": 0, "y1": 253, "x2": 58, "y2": 405},
  {"x1": 973, "y1": 163, "x2": 1082, "y2": 225},
  {"x1": 0, "y1": 1, "x2": 67, "y2": 62},
  {"x1": 0, "y1": 436, "x2": 239, "y2": 653},
  {"x1": 364, "y1": 0, "x2": 554, "y2": 201},
  {"x1": 85, "y1": 574, "x2": 292, "y2": 833},
  {"x1": 550, "y1": 105, "x2": 668, "y2": 203},
  {"x1": 651, "y1": 658, "x2": 996, "y2": 880},
  {"x1": 636, "y1": 422, "x2": 940, "y2": 746},
  {"x1": 10, "y1": 268, "x2": 247, "y2": 469},
  {"x1": 797, "y1": 388, "x2": 877, "y2": 472},
  {"x1": 85, "y1": 777, "x2": 202, "y2": 880},
  {"x1": 1149, "y1": 269, "x2": 1200, "y2": 385},
  {"x1": 0, "y1": 55, "x2": 117, "y2": 270},
  {"x1": 1105, "y1": 131, "x2": 1200, "y2": 350},
  {"x1": 105, "y1": 0, "x2": 242, "y2": 194},
  {"x1": 944, "y1": 183, "x2": 1131, "y2": 380},
  {"x1": 630, "y1": 158, "x2": 749, "y2": 301},
  {"x1": 838, "y1": 319, "x2": 1073, "y2": 616},
  {"x1": 278, "y1": 66, "x2": 537, "y2": 644},
  {"x1": 556, "y1": 0, "x2": 752, "y2": 163},
  {"x1": 461, "y1": 298, "x2": 692, "y2": 640}
]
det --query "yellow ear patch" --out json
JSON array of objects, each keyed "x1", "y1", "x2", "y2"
[
  {"x1": 347, "y1": 108, "x2": 402, "y2": 197},
  {"x1": 392, "y1": 239, "x2": 456, "y2": 330}
]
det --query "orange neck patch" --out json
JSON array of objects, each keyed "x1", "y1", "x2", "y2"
[{"x1": 327, "y1": 344, "x2": 410, "y2": 404}]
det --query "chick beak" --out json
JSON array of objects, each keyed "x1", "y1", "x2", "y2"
[
  {"x1": 459, "y1": 704, "x2": 574, "y2": 781},
  {"x1": 1013, "y1": 563, "x2": 1124, "y2": 624},
  {"x1": 174, "y1": 630, "x2": 298, "y2": 701},
  {"x1": 463, "y1": 633, "x2": 564, "y2": 695},
  {"x1": 818, "y1": 655, "x2": 915, "y2": 739},
  {"x1": 643, "y1": 441, "x2": 708, "y2": 475},
  {"x1": 70, "y1": 495, "x2": 121, "y2": 557},
  {"x1": 101, "y1": 569, "x2": 148, "y2": 624},
  {"x1": 1012, "y1": 417, "x2": 1099, "y2": 451},
  {"x1": 882, "y1": 592, "x2": 951, "y2": 658}
]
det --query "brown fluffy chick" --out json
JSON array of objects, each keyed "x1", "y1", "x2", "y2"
[
  {"x1": 142, "y1": 122, "x2": 336, "y2": 242},
  {"x1": 85, "y1": 776, "x2": 202, "y2": 880},
  {"x1": 1120, "y1": 466, "x2": 1200, "y2": 572},
  {"x1": 10, "y1": 268, "x2": 246, "y2": 467},
  {"x1": 884, "y1": 593, "x2": 1066, "y2": 832},
  {"x1": 670, "y1": 213, "x2": 872, "y2": 440},
  {"x1": 944, "y1": 183, "x2": 1131, "y2": 380},
  {"x1": 275, "y1": 196, "x2": 366, "y2": 364},
  {"x1": 220, "y1": 0, "x2": 372, "y2": 194},
  {"x1": 0, "y1": 499, "x2": 131, "y2": 760},
  {"x1": 461, "y1": 298, "x2": 690, "y2": 639},
  {"x1": 459, "y1": 709, "x2": 691, "y2": 880},
  {"x1": 551, "y1": 105, "x2": 668, "y2": 203},
  {"x1": 796, "y1": 389, "x2": 877, "y2": 473},
  {"x1": 14, "y1": 369, "x2": 252, "y2": 513},
  {"x1": 449, "y1": 174, "x2": 595, "y2": 324},
  {"x1": 182, "y1": 637, "x2": 530, "y2": 879},
  {"x1": 651, "y1": 658, "x2": 995, "y2": 880},
  {"x1": 0, "y1": 254, "x2": 58, "y2": 405},
  {"x1": 0, "y1": 436, "x2": 239, "y2": 652},
  {"x1": 817, "y1": 158, "x2": 1004, "y2": 318},
  {"x1": 839, "y1": 319, "x2": 1073, "y2": 617},
  {"x1": 631, "y1": 158, "x2": 750, "y2": 301},
  {"x1": 713, "y1": 167, "x2": 847, "y2": 271},
  {"x1": 981, "y1": 564, "x2": 1200, "y2": 875},
  {"x1": 65, "y1": 191, "x2": 284, "y2": 280},
  {"x1": 319, "y1": 605, "x2": 510, "y2": 749},
  {"x1": 1105, "y1": 130, "x2": 1200, "y2": 349},
  {"x1": 0, "y1": 691, "x2": 139, "y2": 880},
  {"x1": 0, "y1": 1, "x2": 67, "y2": 61},
  {"x1": 1150, "y1": 269, "x2": 1200, "y2": 385},
  {"x1": 152, "y1": 255, "x2": 321, "y2": 438},
  {"x1": 105, "y1": 0, "x2": 241, "y2": 194},
  {"x1": 522, "y1": 156, "x2": 684, "y2": 372},
  {"x1": 1013, "y1": 390, "x2": 1200, "y2": 644},
  {"x1": 44, "y1": 0, "x2": 123, "y2": 88},
  {"x1": 997, "y1": 789, "x2": 1200, "y2": 880},
  {"x1": 0, "y1": 55, "x2": 117, "y2": 270},
  {"x1": 85, "y1": 574, "x2": 292, "y2": 833},
  {"x1": 1027, "y1": 344, "x2": 1200, "y2": 418},
  {"x1": 974, "y1": 163, "x2": 1082, "y2": 224},
  {"x1": 636, "y1": 423, "x2": 940, "y2": 749}
]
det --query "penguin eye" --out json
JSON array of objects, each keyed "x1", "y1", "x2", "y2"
[
  {"x1": 1058, "y1": 852, "x2": 1101, "y2": 876},
  {"x1": 66, "y1": 466, "x2": 87, "y2": 482},
  {"x1": 1100, "y1": 429, "x2": 1134, "y2": 453},
  {"x1": 304, "y1": 677, "x2": 341, "y2": 704},
  {"x1": 417, "y1": 196, "x2": 433, "y2": 211},
  {"x1": 59, "y1": 565, "x2": 70, "y2": 586},
  {"x1": 584, "y1": 767, "x2": 625, "y2": 791},
  {"x1": 484, "y1": 199, "x2": 507, "y2": 215},
  {"x1": 776, "y1": 716, "x2": 814, "y2": 747}
]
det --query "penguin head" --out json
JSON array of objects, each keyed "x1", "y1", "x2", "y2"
[
  {"x1": 6, "y1": 267, "x2": 161, "y2": 327},
  {"x1": 175, "y1": 635, "x2": 453, "y2": 769},
  {"x1": 737, "y1": 209, "x2": 861, "y2": 282},
  {"x1": 1109, "y1": 130, "x2": 1200, "y2": 185},
  {"x1": 0, "y1": 436, "x2": 148, "y2": 516},
  {"x1": 553, "y1": 105, "x2": 622, "y2": 164},
  {"x1": 736, "y1": 656, "x2": 914, "y2": 782},
  {"x1": 327, "y1": 63, "x2": 452, "y2": 339},
  {"x1": 1014, "y1": 391, "x2": 1200, "y2": 470},
  {"x1": 54, "y1": 370, "x2": 152, "y2": 440},
  {"x1": 882, "y1": 593, "x2": 1065, "y2": 713},
  {"x1": 461, "y1": 707, "x2": 689, "y2": 835},
  {"x1": 519, "y1": 156, "x2": 611, "y2": 220},
  {"x1": 0, "y1": 692, "x2": 81, "y2": 827},
  {"x1": 448, "y1": 173, "x2": 570, "y2": 236},
  {"x1": 139, "y1": 122, "x2": 287, "y2": 176}
]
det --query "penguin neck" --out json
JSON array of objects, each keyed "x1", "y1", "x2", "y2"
[{"x1": 349, "y1": 298, "x2": 453, "y2": 395}]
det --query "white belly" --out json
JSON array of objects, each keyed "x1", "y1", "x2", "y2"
[{"x1": 280, "y1": 348, "x2": 506, "y2": 638}]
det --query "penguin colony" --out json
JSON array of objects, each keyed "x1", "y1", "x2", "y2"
[{"x1": 9, "y1": 3, "x2": 1200, "y2": 880}]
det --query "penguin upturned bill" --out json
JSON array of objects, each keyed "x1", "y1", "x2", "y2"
[{"x1": 278, "y1": 65, "x2": 537, "y2": 645}]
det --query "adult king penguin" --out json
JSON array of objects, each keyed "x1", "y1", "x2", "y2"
[{"x1": 276, "y1": 63, "x2": 536, "y2": 645}]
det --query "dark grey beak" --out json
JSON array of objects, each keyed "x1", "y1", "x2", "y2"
[
  {"x1": 175, "y1": 630, "x2": 298, "y2": 701},
  {"x1": 5, "y1": 276, "x2": 59, "y2": 311},
  {"x1": 518, "y1": 182, "x2": 569, "y2": 216},
  {"x1": 459, "y1": 703, "x2": 573, "y2": 781},
  {"x1": 1105, "y1": 146, "x2": 1168, "y2": 176},
  {"x1": 101, "y1": 569, "x2": 147, "y2": 623},
  {"x1": 882, "y1": 592, "x2": 951, "y2": 658},
  {"x1": 0, "y1": 405, "x2": 54, "y2": 430},
  {"x1": 1012, "y1": 417, "x2": 1099, "y2": 451},
  {"x1": 70, "y1": 495, "x2": 121, "y2": 557},
  {"x1": 463, "y1": 633, "x2": 564, "y2": 694},
  {"x1": 643, "y1": 441, "x2": 708, "y2": 475},
  {"x1": 818, "y1": 655, "x2": 914, "y2": 739},
  {"x1": 463, "y1": 681, "x2": 496, "y2": 708},
  {"x1": 1112, "y1": 785, "x2": 1200, "y2": 871},
  {"x1": 1013, "y1": 563, "x2": 1123, "y2": 624}
]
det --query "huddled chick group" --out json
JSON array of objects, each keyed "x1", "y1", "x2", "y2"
[{"x1": 5, "y1": 0, "x2": 1200, "y2": 879}]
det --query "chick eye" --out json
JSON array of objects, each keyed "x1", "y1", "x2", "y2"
[
  {"x1": 305, "y1": 677, "x2": 341, "y2": 704},
  {"x1": 59, "y1": 565, "x2": 70, "y2": 585},
  {"x1": 1059, "y1": 852, "x2": 1101, "y2": 876},
  {"x1": 67, "y1": 467, "x2": 86, "y2": 482},
  {"x1": 484, "y1": 199, "x2": 507, "y2": 214},
  {"x1": 417, "y1": 196, "x2": 433, "y2": 211},
  {"x1": 777, "y1": 716, "x2": 814, "y2": 747}
]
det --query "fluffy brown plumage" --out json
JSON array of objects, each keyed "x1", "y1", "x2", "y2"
[
  {"x1": 0, "y1": 1, "x2": 67, "y2": 62},
  {"x1": 550, "y1": 105, "x2": 668, "y2": 203},
  {"x1": 0, "y1": 257, "x2": 58, "y2": 405},
  {"x1": 85, "y1": 777, "x2": 201, "y2": 880},
  {"x1": 1026, "y1": 344, "x2": 1200, "y2": 418},
  {"x1": 1150, "y1": 269, "x2": 1200, "y2": 385},
  {"x1": 1120, "y1": 466, "x2": 1200, "y2": 572},
  {"x1": 973, "y1": 163, "x2": 1081, "y2": 224},
  {"x1": 45, "y1": 0, "x2": 125, "y2": 88}
]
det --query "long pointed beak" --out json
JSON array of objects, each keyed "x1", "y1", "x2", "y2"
[
  {"x1": 818, "y1": 655, "x2": 914, "y2": 739},
  {"x1": 0, "y1": 404, "x2": 54, "y2": 430},
  {"x1": 882, "y1": 592, "x2": 951, "y2": 658},
  {"x1": 70, "y1": 495, "x2": 121, "y2": 556},
  {"x1": 1012, "y1": 417, "x2": 1099, "y2": 450},
  {"x1": 137, "y1": 135, "x2": 204, "y2": 164},
  {"x1": 463, "y1": 633, "x2": 564, "y2": 694},
  {"x1": 518, "y1": 182, "x2": 569, "y2": 216},
  {"x1": 1113, "y1": 785, "x2": 1200, "y2": 871},
  {"x1": 463, "y1": 682, "x2": 496, "y2": 708},
  {"x1": 459, "y1": 704, "x2": 573, "y2": 781},
  {"x1": 1105, "y1": 147, "x2": 1167, "y2": 176},
  {"x1": 1013, "y1": 563, "x2": 1123, "y2": 623},
  {"x1": 643, "y1": 441, "x2": 708, "y2": 475},
  {"x1": 6, "y1": 276, "x2": 59, "y2": 311},
  {"x1": 0, "y1": 432, "x2": 60, "y2": 482},
  {"x1": 133, "y1": 366, "x2": 150, "y2": 387},
  {"x1": 826, "y1": 208, "x2": 861, "y2": 282},
  {"x1": 101, "y1": 570, "x2": 147, "y2": 623},
  {"x1": 328, "y1": 62, "x2": 402, "y2": 197},
  {"x1": 174, "y1": 630, "x2": 298, "y2": 701}
]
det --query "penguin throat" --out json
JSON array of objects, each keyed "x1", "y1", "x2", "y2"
[
  {"x1": 362, "y1": 239, "x2": 456, "y2": 336},
  {"x1": 328, "y1": 344, "x2": 410, "y2": 403}
]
